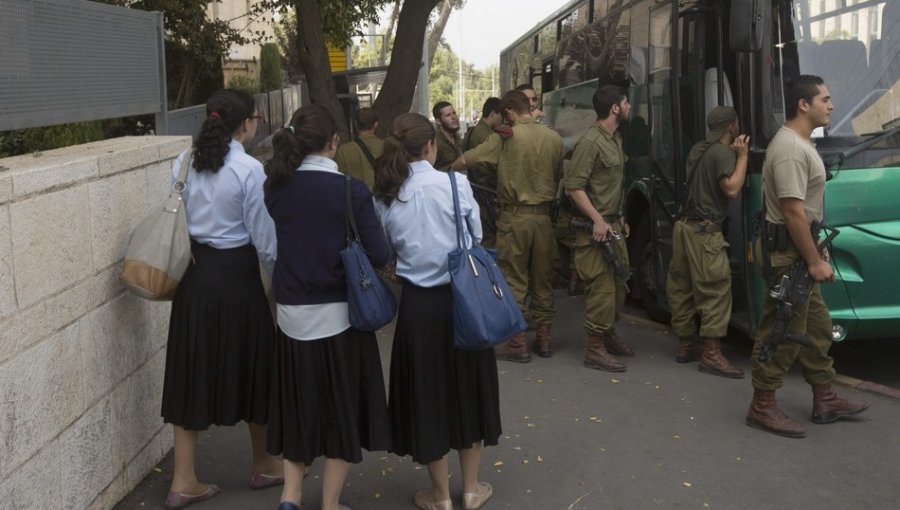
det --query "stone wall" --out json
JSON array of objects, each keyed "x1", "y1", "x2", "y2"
[{"x1": 0, "y1": 136, "x2": 191, "y2": 509}]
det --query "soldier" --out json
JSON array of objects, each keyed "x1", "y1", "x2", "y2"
[
  {"x1": 665, "y1": 106, "x2": 748, "y2": 378},
  {"x1": 515, "y1": 83, "x2": 545, "y2": 123},
  {"x1": 746, "y1": 75, "x2": 867, "y2": 438},
  {"x1": 432, "y1": 101, "x2": 462, "y2": 171},
  {"x1": 452, "y1": 89, "x2": 563, "y2": 362},
  {"x1": 463, "y1": 97, "x2": 503, "y2": 247},
  {"x1": 564, "y1": 84, "x2": 634, "y2": 372},
  {"x1": 334, "y1": 107, "x2": 383, "y2": 190}
]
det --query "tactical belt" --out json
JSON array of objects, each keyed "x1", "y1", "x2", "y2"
[
  {"x1": 499, "y1": 202, "x2": 552, "y2": 215},
  {"x1": 684, "y1": 218, "x2": 722, "y2": 233}
]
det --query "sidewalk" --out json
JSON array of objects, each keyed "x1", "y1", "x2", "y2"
[{"x1": 115, "y1": 292, "x2": 899, "y2": 509}]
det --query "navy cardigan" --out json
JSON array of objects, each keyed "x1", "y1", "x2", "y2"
[{"x1": 265, "y1": 171, "x2": 391, "y2": 305}]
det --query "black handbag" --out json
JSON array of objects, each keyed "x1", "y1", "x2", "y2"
[
  {"x1": 339, "y1": 175, "x2": 397, "y2": 331},
  {"x1": 447, "y1": 171, "x2": 526, "y2": 350}
]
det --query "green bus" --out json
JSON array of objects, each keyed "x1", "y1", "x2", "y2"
[{"x1": 500, "y1": 0, "x2": 900, "y2": 341}]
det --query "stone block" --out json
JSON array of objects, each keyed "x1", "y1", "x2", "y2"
[
  {"x1": 0, "y1": 171, "x2": 11, "y2": 205},
  {"x1": 89, "y1": 169, "x2": 148, "y2": 270},
  {"x1": 80, "y1": 294, "x2": 150, "y2": 406},
  {"x1": 143, "y1": 298, "x2": 171, "y2": 352},
  {"x1": 86, "y1": 472, "x2": 127, "y2": 510},
  {"x1": 9, "y1": 185, "x2": 93, "y2": 308},
  {"x1": 124, "y1": 429, "x2": 166, "y2": 491},
  {"x1": 120, "y1": 352, "x2": 165, "y2": 461},
  {"x1": 0, "y1": 437, "x2": 63, "y2": 509},
  {"x1": 0, "y1": 206, "x2": 15, "y2": 320},
  {"x1": 97, "y1": 140, "x2": 162, "y2": 177},
  {"x1": 12, "y1": 156, "x2": 99, "y2": 198},
  {"x1": 58, "y1": 397, "x2": 120, "y2": 510},
  {"x1": 0, "y1": 266, "x2": 120, "y2": 362},
  {"x1": 157, "y1": 136, "x2": 192, "y2": 161},
  {"x1": 0, "y1": 323, "x2": 85, "y2": 478},
  {"x1": 144, "y1": 160, "x2": 175, "y2": 212}
]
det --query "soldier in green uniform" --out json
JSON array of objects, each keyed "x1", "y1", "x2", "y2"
[
  {"x1": 564, "y1": 85, "x2": 634, "y2": 372},
  {"x1": 665, "y1": 106, "x2": 748, "y2": 378},
  {"x1": 432, "y1": 101, "x2": 462, "y2": 171},
  {"x1": 463, "y1": 97, "x2": 503, "y2": 247},
  {"x1": 334, "y1": 107, "x2": 383, "y2": 190},
  {"x1": 746, "y1": 75, "x2": 867, "y2": 438},
  {"x1": 452, "y1": 89, "x2": 563, "y2": 361}
]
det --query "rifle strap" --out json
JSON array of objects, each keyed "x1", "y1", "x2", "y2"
[
  {"x1": 677, "y1": 142, "x2": 714, "y2": 219},
  {"x1": 355, "y1": 137, "x2": 378, "y2": 169}
]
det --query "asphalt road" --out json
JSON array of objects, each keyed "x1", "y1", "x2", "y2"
[{"x1": 116, "y1": 290, "x2": 899, "y2": 510}]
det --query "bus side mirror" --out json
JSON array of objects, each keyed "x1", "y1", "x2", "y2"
[{"x1": 730, "y1": 0, "x2": 770, "y2": 52}]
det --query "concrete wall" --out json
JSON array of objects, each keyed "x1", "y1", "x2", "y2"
[{"x1": 0, "y1": 136, "x2": 191, "y2": 509}]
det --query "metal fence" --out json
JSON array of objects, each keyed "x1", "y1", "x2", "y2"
[
  {"x1": 166, "y1": 84, "x2": 305, "y2": 140},
  {"x1": 0, "y1": 0, "x2": 166, "y2": 132}
]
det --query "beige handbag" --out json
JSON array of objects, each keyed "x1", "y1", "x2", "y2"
[{"x1": 119, "y1": 152, "x2": 192, "y2": 300}]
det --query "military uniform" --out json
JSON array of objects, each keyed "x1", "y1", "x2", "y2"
[
  {"x1": 463, "y1": 119, "x2": 499, "y2": 247},
  {"x1": 752, "y1": 125, "x2": 834, "y2": 388},
  {"x1": 334, "y1": 133, "x2": 384, "y2": 191},
  {"x1": 434, "y1": 129, "x2": 462, "y2": 171},
  {"x1": 464, "y1": 117, "x2": 563, "y2": 360},
  {"x1": 745, "y1": 124, "x2": 866, "y2": 438},
  {"x1": 565, "y1": 124, "x2": 628, "y2": 333}
]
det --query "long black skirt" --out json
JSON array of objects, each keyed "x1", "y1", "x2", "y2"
[
  {"x1": 161, "y1": 241, "x2": 275, "y2": 430},
  {"x1": 267, "y1": 327, "x2": 391, "y2": 465},
  {"x1": 389, "y1": 282, "x2": 502, "y2": 465}
]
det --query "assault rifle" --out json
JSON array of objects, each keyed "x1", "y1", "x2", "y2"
[
  {"x1": 758, "y1": 224, "x2": 840, "y2": 362},
  {"x1": 570, "y1": 217, "x2": 633, "y2": 292}
]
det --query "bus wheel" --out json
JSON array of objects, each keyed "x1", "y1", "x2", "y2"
[{"x1": 630, "y1": 213, "x2": 670, "y2": 323}]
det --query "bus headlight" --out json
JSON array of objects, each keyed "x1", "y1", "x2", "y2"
[{"x1": 832, "y1": 324, "x2": 847, "y2": 342}]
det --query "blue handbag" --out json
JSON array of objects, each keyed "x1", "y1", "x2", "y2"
[
  {"x1": 447, "y1": 171, "x2": 526, "y2": 350},
  {"x1": 340, "y1": 175, "x2": 397, "y2": 331}
]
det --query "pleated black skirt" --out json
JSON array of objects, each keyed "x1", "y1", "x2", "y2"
[
  {"x1": 267, "y1": 327, "x2": 391, "y2": 465},
  {"x1": 161, "y1": 241, "x2": 275, "y2": 430},
  {"x1": 389, "y1": 282, "x2": 502, "y2": 465}
]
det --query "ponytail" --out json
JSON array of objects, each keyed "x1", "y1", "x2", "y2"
[
  {"x1": 193, "y1": 89, "x2": 254, "y2": 172},
  {"x1": 266, "y1": 105, "x2": 337, "y2": 190},
  {"x1": 373, "y1": 113, "x2": 436, "y2": 206}
]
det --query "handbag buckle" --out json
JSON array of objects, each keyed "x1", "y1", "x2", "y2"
[{"x1": 492, "y1": 283, "x2": 503, "y2": 299}]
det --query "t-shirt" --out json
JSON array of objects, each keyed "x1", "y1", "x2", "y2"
[
  {"x1": 563, "y1": 123, "x2": 627, "y2": 216},
  {"x1": 683, "y1": 141, "x2": 736, "y2": 221},
  {"x1": 463, "y1": 117, "x2": 563, "y2": 205},
  {"x1": 762, "y1": 125, "x2": 826, "y2": 224}
]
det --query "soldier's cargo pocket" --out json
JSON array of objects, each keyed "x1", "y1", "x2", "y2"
[{"x1": 701, "y1": 234, "x2": 730, "y2": 283}]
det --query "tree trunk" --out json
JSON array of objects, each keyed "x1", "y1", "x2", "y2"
[
  {"x1": 426, "y1": 0, "x2": 454, "y2": 69},
  {"x1": 293, "y1": 0, "x2": 350, "y2": 138},
  {"x1": 380, "y1": 0, "x2": 401, "y2": 66},
  {"x1": 373, "y1": 0, "x2": 441, "y2": 136}
]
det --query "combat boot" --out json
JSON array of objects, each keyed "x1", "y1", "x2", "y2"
[
  {"x1": 811, "y1": 384, "x2": 869, "y2": 424},
  {"x1": 603, "y1": 328, "x2": 634, "y2": 357},
  {"x1": 533, "y1": 324, "x2": 553, "y2": 358},
  {"x1": 745, "y1": 389, "x2": 806, "y2": 438},
  {"x1": 698, "y1": 337, "x2": 744, "y2": 379},
  {"x1": 495, "y1": 332, "x2": 531, "y2": 363},
  {"x1": 584, "y1": 331, "x2": 626, "y2": 372},
  {"x1": 566, "y1": 270, "x2": 584, "y2": 296},
  {"x1": 675, "y1": 336, "x2": 700, "y2": 363}
]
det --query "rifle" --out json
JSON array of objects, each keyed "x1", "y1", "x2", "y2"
[
  {"x1": 570, "y1": 217, "x2": 633, "y2": 292},
  {"x1": 758, "y1": 224, "x2": 840, "y2": 362}
]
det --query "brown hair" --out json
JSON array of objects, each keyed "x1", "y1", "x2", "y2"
[
  {"x1": 373, "y1": 113, "x2": 436, "y2": 206},
  {"x1": 265, "y1": 104, "x2": 337, "y2": 190},
  {"x1": 355, "y1": 107, "x2": 378, "y2": 131},
  {"x1": 501, "y1": 89, "x2": 530, "y2": 118}
]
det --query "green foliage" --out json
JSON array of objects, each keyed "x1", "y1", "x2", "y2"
[
  {"x1": 0, "y1": 122, "x2": 105, "y2": 158},
  {"x1": 259, "y1": 0, "x2": 390, "y2": 48},
  {"x1": 227, "y1": 74, "x2": 262, "y2": 95},
  {"x1": 427, "y1": 42, "x2": 500, "y2": 122},
  {"x1": 260, "y1": 43, "x2": 283, "y2": 91}
]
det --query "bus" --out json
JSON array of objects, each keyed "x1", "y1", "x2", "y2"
[{"x1": 500, "y1": 0, "x2": 900, "y2": 342}]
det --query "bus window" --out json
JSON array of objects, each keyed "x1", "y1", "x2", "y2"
[
  {"x1": 648, "y1": 3, "x2": 676, "y2": 184},
  {"x1": 557, "y1": 31, "x2": 588, "y2": 88},
  {"x1": 594, "y1": 0, "x2": 608, "y2": 21},
  {"x1": 538, "y1": 23, "x2": 557, "y2": 56},
  {"x1": 588, "y1": 8, "x2": 631, "y2": 85},
  {"x1": 586, "y1": 20, "x2": 610, "y2": 81},
  {"x1": 560, "y1": 3, "x2": 589, "y2": 40}
]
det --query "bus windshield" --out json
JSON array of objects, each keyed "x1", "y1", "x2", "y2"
[{"x1": 771, "y1": 1, "x2": 900, "y2": 139}]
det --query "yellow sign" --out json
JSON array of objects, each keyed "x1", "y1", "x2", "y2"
[{"x1": 328, "y1": 45, "x2": 347, "y2": 72}]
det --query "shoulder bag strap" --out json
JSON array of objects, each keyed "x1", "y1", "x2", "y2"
[
  {"x1": 355, "y1": 137, "x2": 378, "y2": 169},
  {"x1": 173, "y1": 150, "x2": 191, "y2": 195},
  {"x1": 345, "y1": 174, "x2": 361, "y2": 243},
  {"x1": 448, "y1": 171, "x2": 479, "y2": 250},
  {"x1": 678, "y1": 142, "x2": 714, "y2": 217}
]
